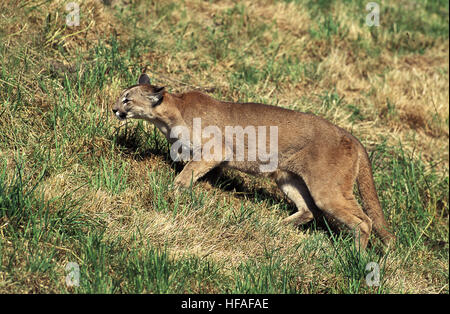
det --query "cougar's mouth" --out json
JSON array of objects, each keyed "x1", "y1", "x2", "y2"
[{"x1": 112, "y1": 109, "x2": 128, "y2": 120}]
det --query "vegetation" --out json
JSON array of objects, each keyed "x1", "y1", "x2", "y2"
[{"x1": 0, "y1": 0, "x2": 448, "y2": 293}]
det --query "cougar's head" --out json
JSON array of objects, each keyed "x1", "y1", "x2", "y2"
[{"x1": 112, "y1": 73, "x2": 165, "y2": 121}]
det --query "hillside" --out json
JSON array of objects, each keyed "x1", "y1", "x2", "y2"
[{"x1": 0, "y1": 0, "x2": 448, "y2": 293}]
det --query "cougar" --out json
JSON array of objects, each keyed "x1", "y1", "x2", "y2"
[{"x1": 112, "y1": 73, "x2": 395, "y2": 250}]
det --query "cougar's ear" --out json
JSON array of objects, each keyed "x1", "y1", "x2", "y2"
[
  {"x1": 147, "y1": 86, "x2": 165, "y2": 107},
  {"x1": 138, "y1": 73, "x2": 151, "y2": 85}
]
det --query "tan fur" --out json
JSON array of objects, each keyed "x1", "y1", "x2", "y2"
[{"x1": 113, "y1": 74, "x2": 395, "y2": 250}]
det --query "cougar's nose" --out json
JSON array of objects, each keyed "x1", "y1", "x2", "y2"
[{"x1": 112, "y1": 108, "x2": 118, "y2": 114}]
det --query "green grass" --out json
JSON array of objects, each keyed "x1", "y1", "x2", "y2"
[{"x1": 0, "y1": 0, "x2": 448, "y2": 294}]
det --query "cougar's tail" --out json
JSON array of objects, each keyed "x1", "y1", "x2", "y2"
[{"x1": 356, "y1": 148, "x2": 395, "y2": 246}]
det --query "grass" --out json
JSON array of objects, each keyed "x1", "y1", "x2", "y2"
[{"x1": 0, "y1": 0, "x2": 448, "y2": 294}]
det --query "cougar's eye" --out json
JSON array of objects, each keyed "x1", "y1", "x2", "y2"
[{"x1": 122, "y1": 92, "x2": 130, "y2": 104}]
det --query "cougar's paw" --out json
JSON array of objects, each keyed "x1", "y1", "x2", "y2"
[{"x1": 170, "y1": 179, "x2": 191, "y2": 197}]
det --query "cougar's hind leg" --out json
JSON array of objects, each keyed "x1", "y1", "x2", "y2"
[
  {"x1": 274, "y1": 171, "x2": 315, "y2": 226},
  {"x1": 310, "y1": 186, "x2": 373, "y2": 250},
  {"x1": 284, "y1": 143, "x2": 372, "y2": 250}
]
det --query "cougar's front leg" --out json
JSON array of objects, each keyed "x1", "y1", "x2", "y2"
[{"x1": 173, "y1": 160, "x2": 221, "y2": 189}]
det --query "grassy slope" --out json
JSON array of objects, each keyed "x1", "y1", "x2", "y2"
[{"x1": 0, "y1": 0, "x2": 448, "y2": 293}]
